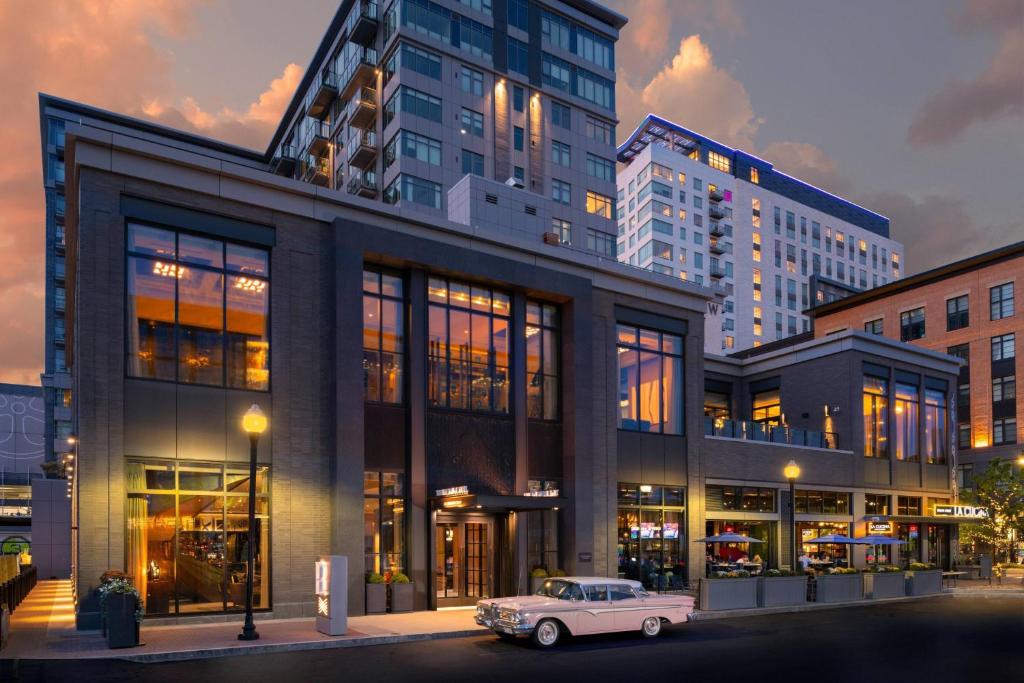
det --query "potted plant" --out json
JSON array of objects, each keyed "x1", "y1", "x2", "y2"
[
  {"x1": 758, "y1": 568, "x2": 807, "y2": 607},
  {"x1": 906, "y1": 562, "x2": 942, "y2": 595},
  {"x1": 814, "y1": 567, "x2": 862, "y2": 603},
  {"x1": 97, "y1": 570, "x2": 130, "y2": 636},
  {"x1": 699, "y1": 570, "x2": 759, "y2": 610},
  {"x1": 366, "y1": 572, "x2": 387, "y2": 614},
  {"x1": 388, "y1": 572, "x2": 414, "y2": 613},
  {"x1": 99, "y1": 576, "x2": 142, "y2": 648},
  {"x1": 863, "y1": 565, "x2": 905, "y2": 599},
  {"x1": 530, "y1": 568, "x2": 549, "y2": 594}
]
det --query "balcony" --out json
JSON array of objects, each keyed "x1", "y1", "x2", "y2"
[
  {"x1": 348, "y1": 86, "x2": 377, "y2": 129},
  {"x1": 269, "y1": 144, "x2": 297, "y2": 176},
  {"x1": 339, "y1": 46, "x2": 378, "y2": 100},
  {"x1": 300, "y1": 153, "x2": 330, "y2": 187},
  {"x1": 306, "y1": 69, "x2": 339, "y2": 119},
  {"x1": 709, "y1": 264, "x2": 726, "y2": 279},
  {"x1": 709, "y1": 188, "x2": 724, "y2": 202},
  {"x1": 709, "y1": 221, "x2": 725, "y2": 237},
  {"x1": 347, "y1": 130, "x2": 378, "y2": 169},
  {"x1": 346, "y1": 1, "x2": 379, "y2": 47},
  {"x1": 709, "y1": 239, "x2": 725, "y2": 255},
  {"x1": 347, "y1": 169, "x2": 378, "y2": 198},
  {"x1": 704, "y1": 417, "x2": 838, "y2": 450},
  {"x1": 709, "y1": 204, "x2": 726, "y2": 220},
  {"x1": 302, "y1": 119, "x2": 330, "y2": 157}
]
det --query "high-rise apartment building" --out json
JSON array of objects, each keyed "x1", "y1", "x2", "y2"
[
  {"x1": 616, "y1": 115, "x2": 904, "y2": 353},
  {"x1": 267, "y1": 0, "x2": 625, "y2": 254}
]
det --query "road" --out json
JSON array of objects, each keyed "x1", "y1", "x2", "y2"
[{"x1": 6, "y1": 597, "x2": 1022, "y2": 682}]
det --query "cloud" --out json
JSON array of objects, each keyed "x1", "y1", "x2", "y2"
[
  {"x1": 758, "y1": 141, "x2": 854, "y2": 198},
  {"x1": 617, "y1": 34, "x2": 762, "y2": 148},
  {"x1": 949, "y1": 0, "x2": 1024, "y2": 33}
]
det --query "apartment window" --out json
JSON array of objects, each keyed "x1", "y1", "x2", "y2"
[
  {"x1": 384, "y1": 86, "x2": 442, "y2": 126},
  {"x1": 550, "y1": 101, "x2": 571, "y2": 130},
  {"x1": 752, "y1": 388, "x2": 781, "y2": 426},
  {"x1": 460, "y1": 65, "x2": 484, "y2": 96},
  {"x1": 993, "y1": 418, "x2": 1017, "y2": 445},
  {"x1": 512, "y1": 85, "x2": 525, "y2": 112},
  {"x1": 363, "y1": 269, "x2": 405, "y2": 404},
  {"x1": 616, "y1": 324, "x2": 684, "y2": 434},
  {"x1": 946, "y1": 295, "x2": 969, "y2": 331},
  {"x1": 551, "y1": 218, "x2": 571, "y2": 245},
  {"x1": 795, "y1": 490, "x2": 851, "y2": 515},
  {"x1": 865, "y1": 494, "x2": 889, "y2": 516},
  {"x1": 753, "y1": 268, "x2": 762, "y2": 301},
  {"x1": 552, "y1": 179, "x2": 571, "y2": 205},
  {"x1": 992, "y1": 333, "x2": 1015, "y2": 361},
  {"x1": 586, "y1": 116, "x2": 614, "y2": 145},
  {"x1": 384, "y1": 130, "x2": 441, "y2": 168},
  {"x1": 541, "y1": 52, "x2": 571, "y2": 92},
  {"x1": 586, "y1": 229, "x2": 615, "y2": 257},
  {"x1": 894, "y1": 383, "x2": 920, "y2": 461},
  {"x1": 956, "y1": 464, "x2": 974, "y2": 491},
  {"x1": 507, "y1": 0, "x2": 528, "y2": 30},
  {"x1": 706, "y1": 485, "x2": 775, "y2": 513},
  {"x1": 384, "y1": 42, "x2": 441, "y2": 85},
  {"x1": 993, "y1": 375, "x2": 1016, "y2": 402},
  {"x1": 507, "y1": 38, "x2": 529, "y2": 75},
  {"x1": 586, "y1": 191, "x2": 613, "y2": 219},
  {"x1": 526, "y1": 301, "x2": 559, "y2": 420},
  {"x1": 575, "y1": 24, "x2": 614, "y2": 70},
  {"x1": 462, "y1": 149, "x2": 484, "y2": 176},
  {"x1": 752, "y1": 232, "x2": 762, "y2": 262},
  {"x1": 384, "y1": 174, "x2": 442, "y2": 209},
  {"x1": 864, "y1": 318, "x2": 884, "y2": 335},
  {"x1": 896, "y1": 496, "x2": 922, "y2": 516},
  {"x1": 514, "y1": 165, "x2": 524, "y2": 183},
  {"x1": 540, "y1": 9, "x2": 570, "y2": 49},
  {"x1": 707, "y1": 151, "x2": 730, "y2": 173},
  {"x1": 900, "y1": 307, "x2": 925, "y2": 341},
  {"x1": 587, "y1": 154, "x2": 615, "y2": 182},
  {"x1": 923, "y1": 389, "x2": 948, "y2": 464},
  {"x1": 427, "y1": 277, "x2": 510, "y2": 412},
  {"x1": 551, "y1": 140, "x2": 571, "y2": 167},
  {"x1": 863, "y1": 376, "x2": 888, "y2": 458},
  {"x1": 749, "y1": 167, "x2": 759, "y2": 184},
  {"x1": 693, "y1": 178, "x2": 702, "y2": 191},
  {"x1": 990, "y1": 282, "x2": 1014, "y2": 320},
  {"x1": 513, "y1": 126, "x2": 524, "y2": 151},
  {"x1": 460, "y1": 107, "x2": 484, "y2": 137}
]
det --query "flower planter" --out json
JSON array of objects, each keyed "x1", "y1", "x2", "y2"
[
  {"x1": 699, "y1": 577, "x2": 759, "y2": 610},
  {"x1": 863, "y1": 572, "x2": 906, "y2": 599},
  {"x1": 365, "y1": 582, "x2": 387, "y2": 614},
  {"x1": 814, "y1": 573, "x2": 863, "y2": 603},
  {"x1": 105, "y1": 592, "x2": 140, "y2": 649},
  {"x1": 389, "y1": 582, "x2": 414, "y2": 613},
  {"x1": 906, "y1": 570, "x2": 942, "y2": 596},
  {"x1": 531, "y1": 577, "x2": 548, "y2": 595},
  {"x1": 758, "y1": 575, "x2": 807, "y2": 607}
]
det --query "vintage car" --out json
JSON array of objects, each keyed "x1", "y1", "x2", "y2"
[{"x1": 475, "y1": 577, "x2": 694, "y2": 647}]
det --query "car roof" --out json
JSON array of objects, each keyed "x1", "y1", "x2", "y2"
[{"x1": 552, "y1": 577, "x2": 644, "y2": 588}]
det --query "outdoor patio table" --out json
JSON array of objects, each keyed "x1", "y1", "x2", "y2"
[{"x1": 942, "y1": 571, "x2": 966, "y2": 588}]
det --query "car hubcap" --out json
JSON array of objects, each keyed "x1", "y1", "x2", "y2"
[
  {"x1": 538, "y1": 622, "x2": 557, "y2": 645},
  {"x1": 644, "y1": 617, "x2": 660, "y2": 635}
]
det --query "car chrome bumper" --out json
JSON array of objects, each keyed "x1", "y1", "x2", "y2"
[
  {"x1": 474, "y1": 615, "x2": 493, "y2": 628},
  {"x1": 492, "y1": 619, "x2": 534, "y2": 636}
]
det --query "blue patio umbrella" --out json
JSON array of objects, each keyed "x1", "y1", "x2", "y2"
[
  {"x1": 803, "y1": 534, "x2": 871, "y2": 545},
  {"x1": 695, "y1": 532, "x2": 764, "y2": 544}
]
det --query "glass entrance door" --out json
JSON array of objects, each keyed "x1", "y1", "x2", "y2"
[
  {"x1": 435, "y1": 523, "x2": 461, "y2": 599},
  {"x1": 928, "y1": 524, "x2": 950, "y2": 570},
  {"x1": 435, "y1": 516, "x2": 493, "y2": 606}
]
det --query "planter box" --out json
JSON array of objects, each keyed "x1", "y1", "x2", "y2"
[
  {"x1": 365, "y1": 583, "x2": 387, "y2": 614},
  {"x1": 531, "y1": 577, "x2": 548, "y2": 595},
  {"x1": 699, "y1": 578, "x2": 759, "y2": 611},
  {"x1": 863, "y1": 571, "x2": 906, "y2": 599},
  {"x1": 815, "y1": 573, "x2": 863, "y2": 603},
  {"x1": 105, "y1": 593, "x2": 140, "y2": 649},
  {"x1": 389, "y1": 583, "x2": 414, "y2": 613},
  {"x1": 758, "y1": 575, "x2": 807, "y2": 607},
  {"x1": 906, "y1": 570, "x2": 942, "y2": 596}
]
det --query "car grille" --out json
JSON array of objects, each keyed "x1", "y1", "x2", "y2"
[{"x1": 498, "y1": 607, "x2": 518, "y2": 622}]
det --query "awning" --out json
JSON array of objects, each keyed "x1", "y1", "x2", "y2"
[{"x1": 431, "y1": 493, "x2": 567, "y2": 512}]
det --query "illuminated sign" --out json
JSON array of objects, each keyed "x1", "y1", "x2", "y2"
[
  {"x1": 315, "y1": 559, "x2": 330, "y2": 617},
  {"x1": 315, "y1": 556, "x2": 347, "y2": 636},
  {"x1": 934, "y1": 505, "x2": 988, "y2": 519},
  {"x1": 524, "y1": 489, "x2": 560, "y2": 498},
  {"x1": 664, "y1": 522, "x2": 679, "y2": 540},
  {"x1": 868, "y1": 521, "x2": 893, "y2": 534},
  {"x1": 435, "y1": 485, "x2": 470, "y2": 497}
]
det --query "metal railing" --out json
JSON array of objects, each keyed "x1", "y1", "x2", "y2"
[{"x1": 704, "y1": 416, "x2": 838, "y2": 449}]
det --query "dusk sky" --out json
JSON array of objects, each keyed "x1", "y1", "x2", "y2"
[{"x1": 0, "y1": 0, "x2": 1021, "y2": 384}]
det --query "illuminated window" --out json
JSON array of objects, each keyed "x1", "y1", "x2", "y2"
[
  {"x1": 751, "y1": 389, "x2": 779, "y2": 424},
  {"x1": 708, "y1": 151, "x2": 730, "y2": 173},
  {"x1": 616, "y1": 324, "x2": 684, "y2": 434},
  {"x1": 363, "y1": 268, "x2": 405, "y2": 404},
  {"x1": 586, "y1": 190, "x2": 614, "y2": 218},
  {"x1": 526, "y1": 301, "x2": 560, "y2": 420},
  {"x1": 753, "y1": 268, "x2": 762, "y2": 301},
  {"x1": 679, "y1": 208, "x2": 687, "y2": 221},
  {"x1": 649, "y1": 162, "x2": 673, "y2": 182},
  {"x1": 677, "y1": 171, "x2": 686, "y2": 184},
  {"x1": 750, "y1": 167, "x2": 759, "y2": 184}
]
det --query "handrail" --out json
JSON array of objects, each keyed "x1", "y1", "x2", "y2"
[{"x1": 704, "y1": 416, "x2": 838, "y2": 449}]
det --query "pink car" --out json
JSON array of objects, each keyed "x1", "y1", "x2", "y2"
[{"x1": 475, "y1": 577, "x2": 695, "y2": 648}]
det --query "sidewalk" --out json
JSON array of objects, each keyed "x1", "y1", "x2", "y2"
[{"x1": 2, "y1": 580, "x2": 487, "y2": 663}]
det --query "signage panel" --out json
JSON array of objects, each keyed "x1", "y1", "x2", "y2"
[
  {"x1": 435, "y1": 485, "x2": 470, "y2": 497},
  {"x1": 315, "y1": 555, "x2": 348, "y2": 636},
  {"x1": 934, "y1": 504, "x2": 988, "y2": 519}
]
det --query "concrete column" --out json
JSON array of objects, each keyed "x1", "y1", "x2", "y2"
[{"x1": 407, "y1": 269, "x2": 430, "y2": 609}]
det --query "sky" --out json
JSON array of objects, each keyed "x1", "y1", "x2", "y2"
[{"x1": 0, "y1": 0, "x2": 1020, "y2": 384}]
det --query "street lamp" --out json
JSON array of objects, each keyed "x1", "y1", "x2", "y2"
[
  {"x1": 239, "y1": 403, "x2": 267, "y2": 641},
  {"x1": 784, "y1": 460, "x2": 801, "y2": 571}
]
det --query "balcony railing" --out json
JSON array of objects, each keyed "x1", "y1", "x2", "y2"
[
  {"x1": 709, "y1": 204, "x2": 726, "y2": 220},
  {"x1": 347, "y1": 169, "x2": 378, "y2": 198},
  {"x1": 339, "y1": 46, "x2": 378, "y2": 100},
  {"x1": 306, "y1": 68, "x2": 339, "y2": 119},
  {"x1": 348, "y1": 86, "x2": 377, "y2": 129},
  {"x1": 704, "y1": 416, "x2": 838, "y2": 450},
  {"x1": 709, "y1": 239, "x2": 725, "y2": 255},
  {"x1": 347, "y1": 130, "x2": 378, "y2": 168},
  {"x1": 709, "y1": 221, "x2": 725, "y2": 237},
  {"x1": 345, "y1": 0, "x2": 379, "y2": 46},
  {"x1": 269, "y1": 144, "x2": 298, "y2": 176},
  {"x1": 302, "y1": 119, "x2": 330, "y2": 158},
  {"x1": 300, "y1": 153, "x2": 330, "y2": 187},
  {"x1": 708, "y1": 188, "x2": 724, "y2": 202},
  {"x1": 709, "y1": 264, "x2": 725, "y2": 279}
]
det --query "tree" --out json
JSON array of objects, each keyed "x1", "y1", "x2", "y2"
[{"x1": 960, "y1": 458, "x2": 1024, "y2": 563}]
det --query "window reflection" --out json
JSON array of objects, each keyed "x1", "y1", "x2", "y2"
[
  {"x1": 363, "y1": 268, "x2": 405, "y2": 403},
  {"x1": 894, "y1": 383, "x2": 919, "y2": 461},
  {"x1": 616, "y1": 325, "x2": 684, "y2": 434},
  {"x1": 863, "y1": 376, "x2": 888, "y2": 458}
]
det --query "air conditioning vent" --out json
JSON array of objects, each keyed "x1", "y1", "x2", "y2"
[
  {"x1": 525, "y1": 205, "x2": 537, "y2": 215},
  {"x1": 542, "y1": 232, "x2": 560, "y2": 245},
  {"x1": 485, "y1": 193, "x2": 498, "y2": 204}
]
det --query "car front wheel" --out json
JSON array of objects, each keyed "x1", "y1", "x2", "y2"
[
  {"x1": 532, "y1": 619, "x2": 561, "y2": 648},
  {"x1": 641, "y1": 616, "x2": 662, "y2": 638}
]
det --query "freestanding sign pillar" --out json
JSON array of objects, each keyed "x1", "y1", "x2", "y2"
[{"x1": 315, "y1": 555, "x2": 348, "y2": 636}]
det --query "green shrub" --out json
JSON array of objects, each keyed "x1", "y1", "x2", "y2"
[
  {"x1": 366, "y1": 572, "x2": 385, "y2": 584},
  {"x1": 551, "y1": 568, "x2": 567, "y2": 577},
  {"x1": 712, "y1": 570, "x2": 752, "y2": 579},
  {"x1": 908, "y1": 562, "x2": 937, "y2": 572},
  {"x1": 530, "y1": 568, "x2": 548, "y2": 578},
  {"x1": 827, "y1": 567, "x2": 859, "y2": 575},
  {"x1": 765, "y1": 568, "x2": 795, "y2": 577},
  {"x1": 869, "y1": 565, "x2": 902, "y2": 573},
  {"x1": 390, "y1": 572, "x2": 411, "y2": 584}
]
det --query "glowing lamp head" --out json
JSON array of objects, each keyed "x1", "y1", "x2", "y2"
[
  {"x1": 242, "y1": 403, "x2": 268, "y2": 435},
  {"x1": 783, "y1": 460, "x2": 801, "y2": 481},
  {"x1": 1017, "y1": 454, "x2": 1024, "y2": 467}
]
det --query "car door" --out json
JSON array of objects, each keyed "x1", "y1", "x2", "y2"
[
  {"x1": 610, "y1": 584, "x2": 645, "y2": 631},
  {"x1": 578, "y1": 584, "x2": 612, "y2": 634}
]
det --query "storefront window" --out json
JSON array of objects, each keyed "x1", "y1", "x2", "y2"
[
  {"x1": 427, "y1": 277, "x2": 510, "y2": 413},
  {"x1": 927, "y1": 524, "x2": 951, "y2": 570},
  {"x1": 125, "y1": 460, "x2": 270, "y2": 615},
  {"x1": 364, "y1": 471, "x2": 405, "y2": 575},
  {"x1": 752, "y1": 389, "x2": 781, "y2": 426},
  {"x1": 526, "y1": 509, "x2": 559, "y2": 574},
  {"x1": 704, "y1": 391, "x2": 731, "y2": 420},
  {"x1": 526, "y1": 301, "x2": 559, "y2": 420},
  {"x1": 363, "y1": 268, "x2": 405, "y2": 404},
  {"x1": 897, "y1": 496, "x2": 921, "y2": 516},
  {"x1": 616, "y1": 482, "x2": 686, "y2": 590},
  {"x1": 896, "y1": 523, "x2": 922, "y2": 567},
  {"x1": 864, "y1": 493, "x2": 889, "y2": 515},
  {"x1": 863, "y1": 376, "x2": 888, "y2": 458},
  {"x1": 706, "y1": 485, "x2": 776, "y2": 512},
  {"x1": 705, "y1": 521, "x2": 774, "y2": 573},
  {"x1": 795, "y1": 490, "x2": 850, "y2": 515},
  {"x1": 798, "y1": 522, "x2": 851, "y2": 566},
  {"x1": 616, "y1": 325, "x2": 684, "y2": 434},
  {"x1": 923, "y1": 389, "x2": 948, "y2": 464},
  {"x1": 126, "y1": 223, "x2": 270, "y2": 389},
  {"x1": 894, "y1": 383, "x2": 919, "y2": 461}
]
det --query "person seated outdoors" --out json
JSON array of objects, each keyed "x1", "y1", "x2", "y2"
[{"x1": 798, "y1": 552, "x2": 813, "y2": 571}]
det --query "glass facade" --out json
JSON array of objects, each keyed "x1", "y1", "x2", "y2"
[
  {"x1": 923, "y1": 389, "x2": 948, "y2": 464},
  {"x1": 863, "y1": 376, "x2": 888, "y2": 458},
  {"x1": 616, "y1": 324, "x2": 683, "y2": 434},
  {"x1": 798, "y1": 522, "x2": 851, "y2": 566},
  {"x1": 363, "y1": 268, "x2": 405, "y2": 404},
  {"x1": 894, "y1": 383, "x2": 920, "y2": 461},
  {"x1": 617, "y1": 483, "x2": 686, "y2": 591},
  {"x1": 525, "y1": 301, "x2": 559, "y2": 420},
  {"x1": 752, "y1": 389, "x2": 781, "y2": 426},
  {"x1": 364, "y1": 472, "x2": 405, "y2": 575},
  {"x1": 126, "y1": 460, "x2": 270, "y2": 615}
]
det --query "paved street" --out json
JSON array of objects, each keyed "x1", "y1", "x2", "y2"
[{"x1": 6, "y1": 597, "x2": 1022, "y2": 683}]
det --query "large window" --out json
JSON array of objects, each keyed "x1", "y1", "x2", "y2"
[
  {"x1": 795, "y1": 490, "x2": 851, "y2": 515},
  {"x1": 126, "y1": 460, "x2": 269, "y2": 615},
  {"x1": 992, "y1": 333, "x2": 1015, "y2": 361},
  {"x1": 863, "y1": 376, "x2": 888, "y2": 458},
  {"x1": 428, "y1": 277, "x2": 510, "y2": 413},
  {"x1": 384, "y1": 86, "x2": 442, "y2": 126},
  {"x1": 384, "y1": 174, "x2": 442, "y2": 209},
  {"x1": 363, "y1": 269, "x2": 405, "y2": 404},
  {"x1": 384, "y1": 129, "x2": 442, "y2": 168},
  {"x1": 526, "y1": 302, "x2": 559, "y2": 420},
  {"x1": 900, "y1": 307, "x2": 925, "y2": 341},
  {"x1": 364, "y1": 472, "x2": 405, "y2": 575},
  {"x1": 586, "y1": 190, "x2": 613, "y2": 219},
  {"x1": 894, "y1": 383, "x2": 920, "y2": 461},
  {"x1": 384, "y1": 42, "x2": 441, "y2": 85},
  {"x1": 897, "y1": 496, "x2": 921, "y2": 516},
  {"x1": 990, "y1": 282, "x2": 1014, "y2": 320},
  {"x1": 706, "y1": 485, "x2": 776, "y2": 513},
  {"x1": 126, "y1": 223, "x2": 269, "y2": 390},
  {"x1": 923, "y1": 388, "x2": 948, "y2": 464},
  {"x1": 946, "y1": 295, "x2": 969, "y2": 331},
  {"x1": 616, "y1": 324, "x2": 684, "y2": 434},
  {"x1": 864, "y1": 318, "x2": 884, "y2": 335},
  {"x1": 864, "y1": 493, "x2": 889, "y2": 515},
  {"x1": 994, "y1": 417, "x2": 1017, "y2": 445},
  {"x1": 752, "y1": 389, "x2": 781, "y2": 426},
  {"x1": 617, "y1": 483, "x2": 686, "y2": 591}
]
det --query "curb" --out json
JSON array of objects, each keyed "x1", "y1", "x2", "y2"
[{"x1": 688, "y1": 591, "x2": 954, "y2": 621}]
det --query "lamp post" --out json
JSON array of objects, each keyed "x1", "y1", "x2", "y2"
[
  {"x1": 239, "y1": 403, "x2": 267, "y2": 641},
  {"x1": 784, "y1": 460, "x2": 801, "y2": 571}
]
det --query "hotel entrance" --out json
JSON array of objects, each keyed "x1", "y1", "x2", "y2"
[{"x1": 434, "y1": 514, "x2": 495, "y2": 607}]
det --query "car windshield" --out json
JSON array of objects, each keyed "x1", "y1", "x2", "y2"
[{"x1": 535, "y1": 579, "x2": 583, "y2": 600}]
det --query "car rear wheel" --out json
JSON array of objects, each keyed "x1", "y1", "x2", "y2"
[
  {"x1": 641, "y1": 616, "x2": 662, "y2": 638},
  {"x1": 532, "y1": 619, "x2": 561, "y2": 648}
]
